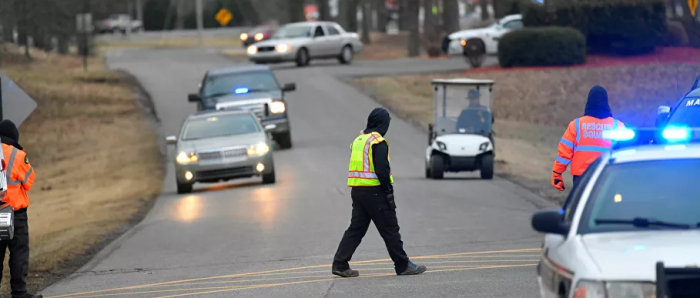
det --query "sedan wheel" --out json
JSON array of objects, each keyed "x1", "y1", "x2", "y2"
[
  {"x1": 339, "y1": 45, "x2": 353, "y2": 64},
  {"x1": 296, "y1": 48, "x2": 310, "y2": 67}
]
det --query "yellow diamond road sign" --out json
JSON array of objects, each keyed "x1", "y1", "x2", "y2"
[
  {"x1": 215, "y1": 8, "x2": 233, "y2": 26},
  {"x1": 690, "y1": 0, "x2": 698, "y2": 17}
]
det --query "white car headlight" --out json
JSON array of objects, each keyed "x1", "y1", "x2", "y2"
[
  {"x1": 176, "y1": 151, "x2": 198, "y2": 164},
  {"x1": 248, "y1": 142, "x2": 270, "y2": 156},
  {"x1": 275, "y1": 44, "x2": 292, "y2": 53},
  {"x1": 574, "y1": 280, "x2": 655, "y2": 298},
  {"x1": 247, "y1": 45, "x2": 258, "y2": 55},
  {"x1": 270, "y1": 101, "x2": 286, "y2": 114}
]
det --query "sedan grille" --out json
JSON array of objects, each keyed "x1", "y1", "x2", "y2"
[
  {"x1": 197, "y1": 147, "x2": 248, "y2": 160},
  {"x1": 258, "y1": 46, "x2": 275, "y2": 52},
  {"x1": 197, "y1": 167, "x2": 254, "y2": 180}
]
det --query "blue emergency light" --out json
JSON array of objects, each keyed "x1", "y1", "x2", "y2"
[
  {"x1": 602, "y1": 128, "x2": 636, "y2": 141},
  {"x1": 234, "y1": 87, "x2": 249, "y2": 94},
  {"x1": 661, "y1": 126, "x2": 691, "y2": 142}
]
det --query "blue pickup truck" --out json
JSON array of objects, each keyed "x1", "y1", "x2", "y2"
[{"x1": 656, "y1": 74, "x2": 700, "y2": 128}]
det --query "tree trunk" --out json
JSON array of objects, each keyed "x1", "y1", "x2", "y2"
[
  {"x1": 423, "y1": 0, "x2": 435, "y2": 35},
  {"x1": 318, "y1": 0, "x2": 331, "y2": 20},
  {"x1": 346, "y1": 0, "x2": 360, "y2": 32},
  {"x1": 175, "y1": 0, "x2": 185, "y2": 29},
  {"x1": 57, "y1": 34, "x2": 69, "y2": 54},
  {"x1": 289, "y1": 0, "x2": 305, "y2": 22},
  {"x1": 442, "y1": 0, "x2": 459, "y2": 33},
  {"x1": 375, "y1": 0, "x2": 388, "y2": 32},
  {"x1": 399, "y1": 0, "x2": 409, "y2": 30},
  {"x1": 479, "y1": 0, "x2": 490, "y2": 21},
  {"x1": 361, "y1": 1, "x2": 371, "y2": 44},
  {"x1": 407, "y1": 0, "x2": 420, "y2": 57}
]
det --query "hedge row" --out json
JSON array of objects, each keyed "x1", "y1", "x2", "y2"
[
  {"x1": 498, "y1": 27, "x2": 586, "y2": 68},
  {"x1": 522, "y1": 0, "x2": 667, "y2": 55}
]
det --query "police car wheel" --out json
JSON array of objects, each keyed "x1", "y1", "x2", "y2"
[
  {"x1": 262, "y1": 169, "x2": 276, "y2": 184},
  {"x1": 480, "y1": 154, "x2": 494, "y2": 179},
  {"x1": 430, "y1": 155, "x2": 445, "y2": 179},
  {"x1": 339, "y1": 45, "x2": 353, "y2": 64},
  {"x1": 176, "y1": 182, "x2": 193, "y2": 194}
]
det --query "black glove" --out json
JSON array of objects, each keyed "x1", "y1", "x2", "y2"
[{"x1": 386, "y1": 193, "x2": 396, "y2": 209}]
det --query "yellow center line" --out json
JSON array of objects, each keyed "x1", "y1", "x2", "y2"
[{"x1": 46, "y1": 248, "x2": 541, "y2": 298}]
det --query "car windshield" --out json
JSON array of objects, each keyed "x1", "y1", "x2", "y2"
[
  {"x1": 667, "y1": 97, "x2": 700, "y2": 127},
  {"x1": 579, "y1": 159, "x2": 700, "y2": 234},
  {"x1": 203, "y1": 71, "x2": 279, "y2": 98},
  {"x1": 456, "y1": 108, "x2": 492, "y2": 135},
  {"x1": 182, "y1": 114, "x2": 260, "y2": 140},
  {"x1": 272, "y1": 25, "x2": 311, "y2": 39}
]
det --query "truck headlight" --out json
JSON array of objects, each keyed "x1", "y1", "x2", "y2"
[
  {"x1": 275, "y1": 44, "x2": 292, "y2": 53},
  {"x1": 573, "y1": 280, "x2": 655, "y2": 298},
  {"x1": 437, "y1": 141, "x2": 447, "y2": 151},
  {"x1": 247, "y1": 45, "x2": 258, "y2": 55},
  {"x1": 248, "y1": 142, "x2": 270, "y2": 156},
  {"x1": 176, "y1": 151, "x2": 198, "y2": 164},
  {"x1": 270, "y1": 101, "x2": 286, "y2": 114}
]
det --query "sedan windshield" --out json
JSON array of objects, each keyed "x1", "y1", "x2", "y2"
[
  {"x1": 182, "y1": 114, "x2": 260, "y2": 140},
  {"x1": 667, "y1": 97, "x2": 700, "y2": 127},
  {"x1": 579, "y1": 159, "x2": 700, "y2": 234},
  {"x1": 272, "y1": 25, "x2": 312, "y2": 39},
  {"x1": 203, "y1": 71, "x2": 279, "y2": 99}
]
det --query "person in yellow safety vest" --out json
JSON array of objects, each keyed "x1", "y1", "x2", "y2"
[{"x1": 332, "y1": 108, "x2": 427, "y2": 278}]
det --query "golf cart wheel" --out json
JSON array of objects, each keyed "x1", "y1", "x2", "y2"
[
  {"x1": 176, "y1": 182, "x2": 193, "y2": 194},
  {"x1": 262, "y1": 168, "x2": 276, "y2": 184},
  {"x1": 480, "y1": 154, "x2": 494, "y2": 179},
  {"x1": 430, "y1": 155, "x2": 445, "y2": 179},
  {"x1": 276, "y1": 131, "x2": 293, "y2": 149},
  {"x1": 296, "y1": 48, "x2": 310, "y2": 67},
  {"x1": 339, "y1": 45, "x2": 354, "y2": 64}
]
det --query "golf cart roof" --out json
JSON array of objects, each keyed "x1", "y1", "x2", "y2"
[{"x1": 431, "y1": 78, "x2": 495, "y2": 86}]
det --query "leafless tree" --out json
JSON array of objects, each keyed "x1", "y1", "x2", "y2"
[
  {"x1": 361, "y1": 0, "x2": 371, "y2": 44},
  {"x1": 318, "y1": 0, "x2": 331, "y2": 20},
  {"x1": 374, "y1": 0, "x2": 388, "y2": 32},
  {"x1": 479, "y1": 0, "x2": 490, "y2": 21},
  {"x1": 288, "y1": 0, "x2": 305, "y2": 23},
  {"x1": 406, "y1": 0, "x2": 420, "y2": 57},
  {"x1": 442, "y1": 0, "x2": 459, "y2": 33}
]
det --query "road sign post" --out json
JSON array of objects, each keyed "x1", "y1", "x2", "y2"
[
  {"x1": 215, "y1": 8, "x2": 233, "y2": 27},
  {"x1": 76, "y1": 12, "x2": 93, "y2": 71},
  {"x1": 690, "y1": 0, "x2": 698, "y2": 17}
]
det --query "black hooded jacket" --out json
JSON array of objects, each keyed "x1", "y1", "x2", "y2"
[
  {"x1": 584, "y1": 86, "x2": 613, "y2": 119},
  {"x1": 363, "y1": 108, "x2": 393, "y2": 195},
  {"x1": 0, "y1": 120, "x2": 23, "y2": 150}
]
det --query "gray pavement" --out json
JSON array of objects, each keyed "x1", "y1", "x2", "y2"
[{"x1": 42, "y1": 48, "x2": 545, "y2": 298}]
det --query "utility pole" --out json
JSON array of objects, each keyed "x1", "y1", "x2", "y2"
[
  {"x1": 196, "y1": 0, "x2": 203, "y2": 46},
  {"x1": 136, "y1": 0, "x2": 144, "y2": 23}
]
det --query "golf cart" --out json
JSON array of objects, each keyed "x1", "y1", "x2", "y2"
[{"x1": 426, "y1": 79, "x2": 495, "y2": 179}]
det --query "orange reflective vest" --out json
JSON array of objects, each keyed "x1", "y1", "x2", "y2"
[
  {"x1": 553, "y1": 116, "x2": 625, "y2": 176},
  {"x1": 2, "y1": 144, "x2": 34, "y2": 211}
]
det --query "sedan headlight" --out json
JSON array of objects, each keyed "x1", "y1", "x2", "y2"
[
  {"x1": 247, "y1": 45, "x2": 258, "y2": 55},
  {"x1": 248, "y1": 142, "x2": 270, "y2": 156},
  {"x1": 176, "y1": 151, "x2": 198, "y2": 164},
  {"x1": 275, "y1": 44, "x2": 292, "y2": 52},
  {"x1": 270, "y1": 101, "x2": 286, "y2": 114},
  {"x1": 574, "y1": 280, "x2": 655, "y2": 298},
  {"x1": 240, "y1": 33, "x2": 248, "y2": 41},
  {"x1": 254, "y1": 33, "x2": 264, "y2": 41},
  {"x1": 436, "y1": 141, "x2": 447, "y2": 151}
]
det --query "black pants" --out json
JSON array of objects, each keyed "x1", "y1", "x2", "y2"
[
  {"x1": 0, "y1": 209, "x2": 29, "y2": 297},
  {"x1": 333, "y1": 187, "x2": 410, "y2": 274}
]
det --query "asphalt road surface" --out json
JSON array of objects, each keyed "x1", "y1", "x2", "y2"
[{"x1": 43, "y1": 49, "x2": 549, "y2": 298}]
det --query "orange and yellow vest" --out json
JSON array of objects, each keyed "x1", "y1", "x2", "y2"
[
  {"x1": 347, "y1": 132, "x2": 394, "y2": 187},
  {"x1": 553, "y1": 116, "x2": 625, "y2": 176},
  {"x1": 2, "y1": 144, "x2": 34, "y2": 211}
]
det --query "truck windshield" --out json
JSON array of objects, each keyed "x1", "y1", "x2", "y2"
[
  {"x1": 182, "y1": 114, "x2": 260, "y2": 140},
  {"x1": 667, "y1": 97, "x2": 700, "y2": 127},
  {"x1": 203, "y1": 71, "x2": 279, "y2": 99},
  {"x1": 579, "y1": 159, "x2": 700, "y2": 234}
]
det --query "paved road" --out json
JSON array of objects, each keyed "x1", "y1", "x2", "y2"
[{"x1": 43, "y1": 49, "x2": 547, "y2": 298}]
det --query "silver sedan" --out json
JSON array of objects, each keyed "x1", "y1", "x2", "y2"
[
  {"x1": 246, "y1": 21, "x2": 363, "y2": 67},
  {"x1": 165, "y1": 110, "x2": 275, "y2": 194}
]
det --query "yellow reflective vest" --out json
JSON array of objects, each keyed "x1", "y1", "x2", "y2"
[{"x1": 347, "y1": 132, "x2": 394, "y2": 187}]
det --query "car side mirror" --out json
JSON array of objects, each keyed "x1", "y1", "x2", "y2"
[
  {"x1": 188, "y1": 94, "x2": 200, "y2": 102},
  {"x1": 531, "y1": 209, "x2": 569, "y2": 236},
  {"x1": 656, "y1": 105, "x2": 671, "y2": 128},
  {"x1": 282, "y1": 83, "x2": 296, "y2": 92},
  {"x1": 165, "y1": 136, "x2": 177, "y2": 145}
]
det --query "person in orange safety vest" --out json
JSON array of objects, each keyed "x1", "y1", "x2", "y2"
[
  {"x1": 552, "y1": 86, "x2": 624, "y2": 192},
  {"x1": 0, "y1": 120, "x2": 41, "y2": 298}
]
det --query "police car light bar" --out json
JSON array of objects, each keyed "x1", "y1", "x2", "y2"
[
  {"x1": 602, "y1": 128, "x2": 636, "y2": 141},
  {"x1": 604, "y1": 126, "x2": 700, "y2": 150},
  {"x1": 661, "y1": 126, "x2": 691, "y2": 142},
  {"x1": 234, "y1": 87, "x2": 249, "y2": 94}
]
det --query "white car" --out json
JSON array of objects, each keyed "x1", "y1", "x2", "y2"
[
  {"x1": 95, "y1": 14, "x2": 143, "y2": 34},
  {"x1": 533, "y1": 127, "x2": 700, "y2": 298},
  {"x1": 445, "y1": 14, "x2": 523, "y2": 56},
  {"x1": 247, "y1": 21, "x2": 363, "y2": 67}
]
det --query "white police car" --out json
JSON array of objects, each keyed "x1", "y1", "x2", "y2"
[{"x1": 533, "y1": 127, "x2": 700, "y2": 298}]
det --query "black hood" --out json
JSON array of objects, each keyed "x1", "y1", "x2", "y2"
[
  {"x1": 0, "y1": 120, "x2": 22, "y2": 150},
  {"x1": 584, "y1": 85, "x2": 612, "y2": 119},
  {"x1": 364, "y1": 108, "x2": 391, "y2": 136}
]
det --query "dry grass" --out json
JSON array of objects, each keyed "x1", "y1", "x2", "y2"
[
  {"x1": 0, "y1": 44, "x2": 163, "y2": 295},
  {"x1": 351, "y1": 63, "x2": 700, "y2": 203}
]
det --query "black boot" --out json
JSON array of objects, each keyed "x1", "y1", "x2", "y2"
[
  {"x1": 398, "y1": 260, "x2": 427, "y2": 276},
  {"x1": 332, "y1": 268, "x2": 359, "y2": 278}
]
